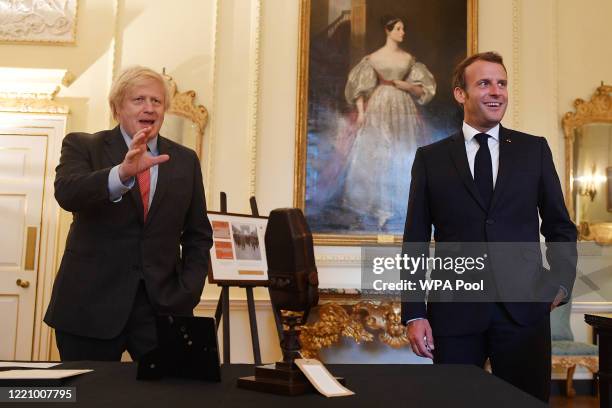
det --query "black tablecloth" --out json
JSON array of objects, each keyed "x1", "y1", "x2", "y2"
[{"x1": 3, "y1": 362, "x2": 546, "y2": 408}]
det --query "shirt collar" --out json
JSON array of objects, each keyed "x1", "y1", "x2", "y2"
[
  {"x1": 462, "y1": 122, "x2": 500, "y2": 143},
  {"x1": 119, "y1": 125, "x2": 159, "y2": 154}
]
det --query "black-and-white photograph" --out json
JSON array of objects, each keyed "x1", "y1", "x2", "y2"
[{"x1": 231, "y1": 223, "x2": 262, "y2": 261}]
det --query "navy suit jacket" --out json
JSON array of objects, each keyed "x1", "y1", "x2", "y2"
[
  {"x1": 401, "y1": 126, "x2": 577, "y2": 336},
  {"x1": 45, "y1": 127, "x2": 213, "y2": 339}
]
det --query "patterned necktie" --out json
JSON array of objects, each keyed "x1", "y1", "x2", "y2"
[
  {"x1": 136, "y1": 168, "x2": 150, "y2": 220},
  {"x1": 474, "y1": 133, "x2": 493, "y2": 209}
]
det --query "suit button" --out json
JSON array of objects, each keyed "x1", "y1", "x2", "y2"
[{"x1": 486, "y1": 219, "x2": 495, "y2": 225}]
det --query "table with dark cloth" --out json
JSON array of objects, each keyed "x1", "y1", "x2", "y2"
[{"x1": 3, "y1": 362, "x2": 546, "y2": 408}]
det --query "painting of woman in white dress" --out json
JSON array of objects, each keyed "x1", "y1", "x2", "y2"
[
  {"x1": 297, "y1": 0, "x2": 476, "y2": 242},
  {"x1": 341, "y1": 16, "x2": 435, "y2": 230}
]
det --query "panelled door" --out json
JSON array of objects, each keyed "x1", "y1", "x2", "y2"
[{"x1": 0, "y1": 134, "x2": 47, "y2": 360}]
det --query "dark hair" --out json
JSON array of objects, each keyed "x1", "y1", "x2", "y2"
[
  {"x1": 452, "y1": 51, "x2": 507, "y2": 90},
  {"x1": 381, "y1": 15, "x2": 402, "y2": 32}
]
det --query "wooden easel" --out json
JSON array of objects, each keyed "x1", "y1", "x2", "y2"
[{"x1": 211, "y1": 193, "x2": 282, "y2": 365}]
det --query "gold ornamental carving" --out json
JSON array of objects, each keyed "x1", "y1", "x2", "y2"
[
  {"x1": 562, "y1": 84, "x2": 612, "y2": 244},
  {"x1": 300, "y1": 301, "x2": 409, "y2": 358},
  {"x1": 578, "y1": 222, "x2": 612, "y2": 245},
  {"x1": 551, "y1": 355, "x2": 598, "y2": 374},
  {"x1": 562, "y1": 84, "x2": 612, "y2": 136},
  {"x1": 551, "y1": 355, "x2": 598, "y2": 397},
  {"x1": 162, "y1": 70, "x2": 208, "y2": 160},
  {"x1": 0, "y1": 97, "x2": 69, "y2": 114},
  {"x1": 299, "y1": 303, "x2": 373, "y2": 358},
  {"x1": 163, "y1": 72, "x2": 208, "y2": 138},
  {"x1": 352, "y1": 301, "x2": 410, "y2": 348}
]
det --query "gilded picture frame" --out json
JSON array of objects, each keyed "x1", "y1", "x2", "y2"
[
  {"x1": 294, "y1": 0, "x2": 478, "y2": 245},
  {"x1": 607, "y1": 166, "x2": 612, "y2": 213}
]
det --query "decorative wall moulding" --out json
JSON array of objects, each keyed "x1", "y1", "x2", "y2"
[
  {"x1": 0, "y1": 0, "x2": 78, "y2": 44},
  {"x1": 0, "y1": 68, "x2": 71, "y2": 113},
  {"x1": 0, "y1": 97, "x2": 68, "y2": 114},
  {"x1": 314, "y1": 254, "x2": 361, "y2": 267}
]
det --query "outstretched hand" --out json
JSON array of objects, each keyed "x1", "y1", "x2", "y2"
[{"x1": 118, "y1": 127, "x2": 169, "y2": 182}]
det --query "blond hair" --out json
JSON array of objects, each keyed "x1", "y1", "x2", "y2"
[{"x1": 108, "y1": 66, "x2": 170, "y2": 120}]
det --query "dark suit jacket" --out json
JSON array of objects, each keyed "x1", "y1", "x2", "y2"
[
  {"x1": 401, "y1": 126, "x2": 577, "y2": 336},
  {"x1": 44, "y1": 126, "x2": 213, "y2": 339}
]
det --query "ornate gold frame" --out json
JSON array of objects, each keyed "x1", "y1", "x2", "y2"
[
  {"x1": 162, "y1": 72, "x2": 209, "y2": 160},
  {"x1": 293, "y1": 0, "x2": 479, "y2": 245},
  {"x1": 562, "y1": 84, "x2": 612, "y2": 244}
]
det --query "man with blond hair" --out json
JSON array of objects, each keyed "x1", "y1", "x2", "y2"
[{"x1": 45, "y1": 66, "x2": 213, "y2": 361}]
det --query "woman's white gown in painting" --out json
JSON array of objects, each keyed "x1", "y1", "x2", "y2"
[{"x1": 342, "y1": 55, "x2": 435, "y2": 229}]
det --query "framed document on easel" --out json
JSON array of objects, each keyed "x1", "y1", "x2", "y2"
[
  {"x1": 208, "y1": 211, "x2": 269, "y2": 286},
  {"x1": 207, "y1": 195, "x2": 281, "y2": 366}
]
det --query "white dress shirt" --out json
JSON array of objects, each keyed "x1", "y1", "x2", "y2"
[{"x1": 462, "y1": 122, "x2": 500, "y2": 186}]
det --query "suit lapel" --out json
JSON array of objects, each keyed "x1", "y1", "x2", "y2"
[
  {"x1": 449, "y1": 131, "x2": 487, "y2": 211},
  {"x1": 145, "y1": 136, "x2": 174, "y2": 225},
  {"x1": 103, "y1": 126, "x2": 128, "y2": 165},
  {"x1": 489, "y1": 125, "x2": 515, "y2": 213},
  {"x1": 104, "y1": 127, "x2": 145, "y2": 221}
]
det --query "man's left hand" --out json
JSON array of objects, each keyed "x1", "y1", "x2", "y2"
[{"x1": 550, "y1": 288, "x2": 566, "y2": 311}]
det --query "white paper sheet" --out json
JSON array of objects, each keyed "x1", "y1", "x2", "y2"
[
  {"x1": 0, "y1": 369, "x2": 92, "y2": 379},
  {"x1": 0, "y1": 362, "x2": 61, "y2": 369},
  {"x1": 295, "y1": 359, "x2": 354, "y2": 397}
]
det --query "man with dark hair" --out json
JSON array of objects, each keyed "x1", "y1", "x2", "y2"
[{"x1": 402, "y1": 51, "x2": 577, "y2": 401}]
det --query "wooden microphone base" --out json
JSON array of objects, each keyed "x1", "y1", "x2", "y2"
[{"x1": 237, "y1": 362, "x2": 345, "y2": 396}]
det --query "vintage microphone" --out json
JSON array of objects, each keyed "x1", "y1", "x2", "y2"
[{"x1": 237, "y1": 207, "x2": 320, "y2": 395}]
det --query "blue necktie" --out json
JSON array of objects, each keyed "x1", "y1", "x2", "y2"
[{"x1": 474, "y1": 133, "x2": 493, "y2": 209}]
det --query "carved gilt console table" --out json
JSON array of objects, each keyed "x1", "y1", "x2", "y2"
[{"x1": 299, "y1": 294, "x2": 409, "y2": 358}]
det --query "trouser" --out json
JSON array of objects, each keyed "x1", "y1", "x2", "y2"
[
  {"x1": 56, "y1": 281, "x2": 157, "y2": 362},
  {"x1": 433, "y1": 302, "x2": 551, "y2": 402}
]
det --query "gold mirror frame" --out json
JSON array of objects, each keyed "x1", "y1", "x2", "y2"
[
  {"x1": 562, "y1": 84, "x2": 612, "y2": 244},
  {"x1": 162, "y1": 71, "x2": 208, "y2": 160}
]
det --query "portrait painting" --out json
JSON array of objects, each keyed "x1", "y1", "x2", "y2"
[{"x1": 294, "y1": 0, "x2": 478, "y2": 244}]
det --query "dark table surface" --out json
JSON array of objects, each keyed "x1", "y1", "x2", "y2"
[
  {"x1": 2, "y1": 362, "x2": 546, "y2": 408},
  {"x1": 586, "y1": 313, "x2": 612, "y2": 330}
]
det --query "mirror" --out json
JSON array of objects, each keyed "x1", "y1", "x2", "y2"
[
  {"x1": 563, "y1": 84, "x2": 612, "y2": 244},
  {"x1": 160, "y1": 71, "x2": 208, "y2": 160}
]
